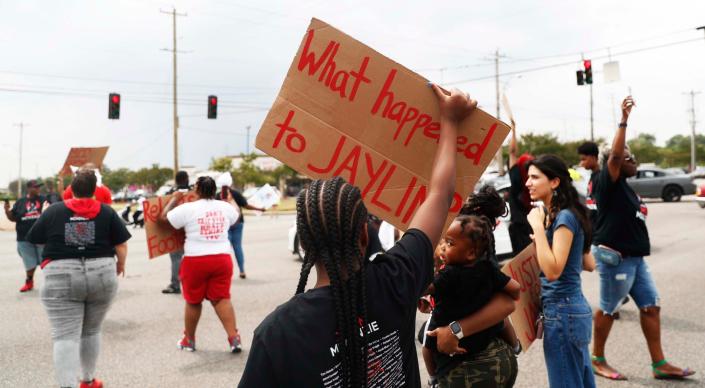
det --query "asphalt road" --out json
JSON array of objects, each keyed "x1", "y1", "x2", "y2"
[{"x1": 1, "y1": 202, "x2": 704, "y2": 387}]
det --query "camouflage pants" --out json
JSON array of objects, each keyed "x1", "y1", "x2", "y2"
[{"x1": 438, "y1": 337, "x2": 518, "y2": 388}]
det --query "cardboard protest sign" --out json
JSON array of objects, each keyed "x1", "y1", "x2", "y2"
[
  {"x1": 501, "y1": 243, "x2": 541, "y2": 351},
  {"x1": 247, "y1": 184, "x2": 281, "y2": 210},
  {"x1": 143, "y1": 191, "x2": 198, "y2": 259},
  {"x1": 59, "y1": 147, "x2": 109, "y2": 177},
  {"x1": 255, "y1": 18, "x2": 510, "y2": 230}
]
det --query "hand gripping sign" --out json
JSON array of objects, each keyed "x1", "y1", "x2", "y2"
[
  {"x1": 256, "y1": 18, "x2": 510, "y2": 231},
  {"x1": 143, "y1": 191, "x2": 198, "y2": 259}
]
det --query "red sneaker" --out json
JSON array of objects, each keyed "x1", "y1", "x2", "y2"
[
  {"x1": 19, "y1": 280, "x2": 33, "y2": 293},
  {"x1": 177, "y1": 333, "x2": 196, "y2": 352},
  {"x1": 79, "y1": 378, "x2": 103, "y2": 388},
  {"x1": 229, "y1": 332, "x2": 242, "y2": 353}
]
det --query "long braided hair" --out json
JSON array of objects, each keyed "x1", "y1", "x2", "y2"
[
  {"x1": 295, "y1": 176, "x2": 369, "y2": 387},
  {"x1": 527, "y1": 155, "x2": 592, "y2": 253},
  {"x1": 459, "y1": 186, "x2": 508, "y2": 263}
]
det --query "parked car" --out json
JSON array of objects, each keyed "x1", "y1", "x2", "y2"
[
  {"x1": 696, "y1": 183, "x2": 705, "y2": 209},
  {"x1": 627, "y1": 167, "x2": 696, "y2": 202}
]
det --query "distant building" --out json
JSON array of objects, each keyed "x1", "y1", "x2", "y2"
[{"x1": 228, "y1": 154, "x2": 283, "y2": 172}]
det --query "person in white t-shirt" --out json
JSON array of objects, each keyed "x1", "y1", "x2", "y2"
[{"x1": 160, "y1": 176, "x2": 243, "y2": 353}]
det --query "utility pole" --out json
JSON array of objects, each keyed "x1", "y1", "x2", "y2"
[
  {"x1": 589, "y1": 82, "x2": 594, "y2": 141},
  {"x1": 685, "y1": 90, "x2": 700, "y2": 171},
  {"x1": 13, "y1": 122, "x2": 28, "y2": 198},
  {"x1": 246, "y1": 125, "x2": 251, "y2": 154},
  {"x1": 161, "y1": 8, "x2": 187, "y2": 178},
  {"x1": 493, "y1": 49, "x2": 507, "y2": 174}
]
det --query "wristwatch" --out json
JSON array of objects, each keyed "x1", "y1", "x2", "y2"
[{"x1": 449, "y1": 321, "x2": 464, "y2": 340}]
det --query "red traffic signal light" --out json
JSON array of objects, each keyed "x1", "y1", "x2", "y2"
[
  {"x1": 208, "y1": 95, "x2": 218, "y2": 119},
  {"x1": 108, "y1": 93, "x2": 121, "y2": 119},
  {"x1": 583, "y1": 60, "x2": 593, "y2": 84}
]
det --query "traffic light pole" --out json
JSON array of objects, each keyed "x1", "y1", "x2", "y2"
[
  {"x1": 13, "y1": 122, "x2": 27, "y2": 198},
  {"x1": 590, "y1": 83, "x2": 594, "y2": 141},
  {"x1": 685, "y1": 90, "x2": 700, "y2": 171},
  {"x1": 161, "y1": 8, "x2": 187, "y2": 179}
]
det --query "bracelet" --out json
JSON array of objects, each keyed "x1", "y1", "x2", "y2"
[{"x1": 618, "y1": 122, "x2": 627, "y2": 128}]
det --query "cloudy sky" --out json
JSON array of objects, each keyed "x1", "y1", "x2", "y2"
[{"x1": 1, "y1": 0, "x2": 704, "y2": 187}]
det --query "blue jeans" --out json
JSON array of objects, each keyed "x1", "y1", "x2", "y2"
[
  {"x1": 168, "y1": 250, "x2": 184, "y2": 290},
  {"x1": 17, "y1": 241, "x2": 43, "y2": 271},
  {"x1": 542, "y1": 294, "x2": 596, "y2": 388},
  {"x1": 596, "y1": 255, "x2": 660, "y2": 315},
  {"x1": 228, "y1": 222, "x2": 245, "y2": 274}
]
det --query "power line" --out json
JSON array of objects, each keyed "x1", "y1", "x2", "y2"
[{"x1": 445, "y1": 37, "x2": 703, "y2": 85}]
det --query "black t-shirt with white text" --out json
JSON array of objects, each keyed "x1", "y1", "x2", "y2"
[
  {"x1": 10, "y1": 196, "x2": 44, "y2": 241},
  {"x1": 426, "y1": 260, "x2": 510, "y2": 376},
  {"x1": 238, "y1": 229, "x2": 433, "y2": 388},
  {"x1": 25, "y1": 203, "x2": 131, "y2": 260},
  {"x1": 593, "y1": 168, "x2": 650, "y2": 256}
]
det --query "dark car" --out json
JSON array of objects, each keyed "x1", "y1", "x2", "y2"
[{"x1": 627, "y1": 167, "x2": 696, "y2": 202}]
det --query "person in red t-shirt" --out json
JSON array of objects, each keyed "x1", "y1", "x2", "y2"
[{"x1": 63, "y1": 164, "x2": 112, "y2": 204}]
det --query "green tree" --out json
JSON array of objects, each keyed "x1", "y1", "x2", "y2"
[
  {"x1": 209, "y1": 156, "x2": 233, "y2": 172},
  {"x1": 231, "y1": 153, "x2": 272, "y2": 188},
  {"x1": 132, "y1": 164, "x2": 173, "y2": 190},
  {"x1": 628, "y1": 133, "x2": 661, "y2": 165},
  {"x1": 102, "y1": 166, "x2": 134, "y2": 191}
]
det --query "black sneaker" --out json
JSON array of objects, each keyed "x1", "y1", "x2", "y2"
[{"x1": 162, "y1": 285, "x2": 181, "y2": 294}]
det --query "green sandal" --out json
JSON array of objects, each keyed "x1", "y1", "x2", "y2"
[
  {"x1": 591, "y1": 356, "x2": 627, "y2": 380},
  {"x1": 652, "y1": 359, "x2": 695, "y2": 380}
]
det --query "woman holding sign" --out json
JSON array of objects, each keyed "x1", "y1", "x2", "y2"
[
  {"x1": 161, "y1": 176, "x2": 243, "y2": 353},
  {"x1": 239, "y1": 86, "x2": 516, "y2": 388},
  {"x1": 525, "y1": 155, "x2": 596, "y2": 388}
]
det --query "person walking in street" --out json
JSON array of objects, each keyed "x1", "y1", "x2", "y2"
[
  {"x1": 577, "y1": 141, "x2": 600, "y2": 227},
  {"x1": 590, "y1": 96, "x2": 695, "y2": 381},
  {"x1": 162, "y1": 170, "x2": 191, "y2": 294},
  {"x1": 4, "y1": 179, "x2": 45, "y2": 292},
  {"x1": 160, "y1": 176, "x2": 243, "y2": 353},
  {"x1": 507, "y1": 118, "x2": 534, "y2": 256},
  {"x1": 63, "y1": 164, "x2": 112, "y2": 205},
  {"x1": 25, "y1": 170, "x2": 131, "y2": 388},
  {"x1": 525, "y1": 154, "x2": 596, "y2": 388},
  {"x1": 218, "y1": 176, "x2": 266, "y2": 280},
  {"x1": 239, "y1": 86, "x2": 516, "y2": 387}
]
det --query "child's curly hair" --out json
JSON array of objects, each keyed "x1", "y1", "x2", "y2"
[
  {"x1": 457, "y1": 186, "x2": 508, "y2": 261},
  {"x1": 459, "y1": 185, "x2": 508, "y2": 228}
]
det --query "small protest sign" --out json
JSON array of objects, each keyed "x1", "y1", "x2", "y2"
[
  {"x1": 255, "y1": 18, "x2": 510, "y2": 230},
  {"x1": 59, "y1": 147, "x2": 109, "y2": 177},
  {"x1": 501, "y1": 243, "x2": 541, "y2": 352},
  {"x1": 247, "y1": 184, "x2": 281, "y2": 210},
  {"x1": 143, "y1": 191, "x2": 198, "y2": 259}
]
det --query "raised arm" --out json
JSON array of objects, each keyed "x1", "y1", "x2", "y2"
[
  {"x1": 4, "y1": 201, "x2": 16, "y2": 222},
  {"x1": 158, "y1": 191, "x2": 184, "y2": 225},
  {"x1": 606, "y1": 96, "x2": 635, "y2": 182},
  {"x1": 509, "y1": 118, "x2": 518, "y2": 168},
  {"x1": 407, "y1": 85, "x2": 477, "y2": 247}
]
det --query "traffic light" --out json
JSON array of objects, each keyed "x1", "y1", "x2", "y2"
[
  {"x1": 108, "y1": 93, "x2": 120, "y2": 119},
  {"x1": 208, "y1": 95, "x2": 217, "y2": 119},
  {"x1": 576, "y1": 70, "x2": 584, "y2": 85},
  {"x1": 583, "y1": 60, "x2": 593, "y2": 84}
]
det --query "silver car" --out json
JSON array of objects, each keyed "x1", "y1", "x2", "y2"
[{"x1": 627, "y1": 167, "x2": 696, "y2": 202}]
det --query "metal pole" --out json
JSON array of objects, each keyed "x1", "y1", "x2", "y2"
[
  {"x1": 161, "y1": 8, "x2": 186, "y2": 178},
  {"x1": 246, "y1": 125, "x2": 251, "y2": 154},
  {"x1": 687, "y1": 90, "x2": 700, "y2": 171},
  {"x1": 13, "y1": 122, "x2": 27, "y2": 198},
  {"x1": 590, "y1": 83, "x2": 594, "y2": 141},
  {"x1": 494, "y1": 49, "x2": 505, "y2": 175}
]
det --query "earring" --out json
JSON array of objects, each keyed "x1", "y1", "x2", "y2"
[{"x1": 552, "y1": 189, "x2": 558, "y2": 197}]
